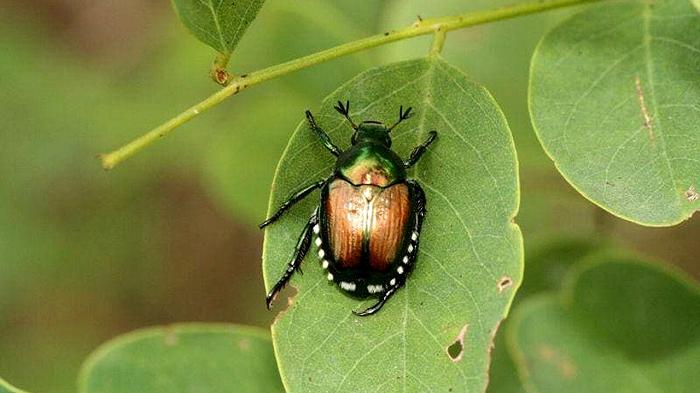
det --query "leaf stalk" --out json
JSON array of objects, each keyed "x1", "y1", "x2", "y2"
[{"x1": 429, "y1": 27, "x2": 447, "y2": 57}]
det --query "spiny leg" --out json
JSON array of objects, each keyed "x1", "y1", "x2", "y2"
[
  {"x1": 387, "y1": 105, "x2": 413, "y2": 132},
  {"x1": 353, "y1": 286, "x2": 398, "y2": 317},
  {"x1": 305, "y1": 110, "x2": 342, "y2": 157},
  {"x1": 259, "y1": 179, "x2": 326, "y2": 228},
  {"x1": 266, "y1": 210, "x2": 319, "y2": 309},
  {"x1": 333, "y1": 100, "x2": 357, "y2": 130},
  {"x1": 353, "y1": 181, "x2": 427, "y2": 316},
  {"x1": 404, "y1": 131, "x2": 437, "y2": 168}
]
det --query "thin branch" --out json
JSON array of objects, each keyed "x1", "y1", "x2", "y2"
[{"x1": 99, "y1": 0, "x2": 604, "y2": 170}]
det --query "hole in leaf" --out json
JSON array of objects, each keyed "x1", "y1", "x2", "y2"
[
  {"x1": 270, "y1": 285, "x2": 299, "y2": 324},
  {"x1": 447, "y1": 341, "x2": 463, "y2": 360},
  {"x1": 446, "y1": 324, "x2": 468, "y2": 362},
  {"x1": 498, "y1": 276, "x2": 513, "y2": 293}
]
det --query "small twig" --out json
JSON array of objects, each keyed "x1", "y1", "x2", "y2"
[{"x1": 100, "y1": 0, "x2": 604, "y2": 170}]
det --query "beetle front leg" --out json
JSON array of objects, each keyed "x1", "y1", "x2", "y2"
[
  {"x1": 265, "y1": 210, "x2": 319, "y2": 309},
  {"x1": 306, "y1": 110, "x2": 342, "y2": 157},
  {"x1": 404, "y1": 131, "x2": 438, "y2": 168}
]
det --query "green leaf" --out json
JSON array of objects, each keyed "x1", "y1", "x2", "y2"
[
  {"x1": 516, "y1": 238, "x2": 608, "y2": 298},
  {"x1": 262, "y1": 57, "x2": 522, "y2": 392},
  {"x1": 0, "y1": 379, "x2": 28, "y2": 393},
  {"x1": 171, "y1": 0, "x2": 265, "y2": 55},
  {"x1": 78, "y1": 324, "x2": 283, "y2": 393},
  {"x1": 529, "y1": 0, "x2": 700, "y2": 226},
  {"x1": 510, "y1": 258, "x2": 700, "y2": 393}
]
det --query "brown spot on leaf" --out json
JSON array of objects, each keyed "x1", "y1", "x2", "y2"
[
  {"x1": 685, "y1": 186, "x2": 699, "y2": 202},
  {"x1": 538, "y1": 344, "x2": 556, "y2": 361},
  {"x1": 537, "y1": 344, "x2": 577, "y2": 379},
  {"x1": 560, "y1": 358, "x2": 576, "y2": 379},
  {"x1": 238, "y1": 338, "x2": 251, "y2": 351},
  {"x1": 446, "y1": 324, "x2": 468, "y2": 362},
  {"x1": 498, "y1": 276, "x2": 513, "y2": 293},
  {"x1": 635, "y1": 75, "x2": 654, "y2": 143}
]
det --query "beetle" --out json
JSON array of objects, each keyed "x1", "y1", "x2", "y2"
[{"x1": 261, "y1": 101, "x2": 437, "y2": 316}]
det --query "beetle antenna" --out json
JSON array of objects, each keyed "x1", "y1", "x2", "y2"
[
  {"x1": 334, "y1": 100, "x2": 357, "y2": 130},
  {"x1": 387, "y1": 105, "x2": 413, "y2": 132}
]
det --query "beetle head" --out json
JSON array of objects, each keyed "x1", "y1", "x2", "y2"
[
  {"x1": 334, "y1": 101, "x2": 413, "y2": 147},
  {"x1": 352, "y1": 121, "x2": 392, "y2": 147}
]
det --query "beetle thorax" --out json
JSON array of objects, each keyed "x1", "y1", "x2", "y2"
[
  {"x1": 348, "y1": 165, "x2": 391, "y2": 186},
  {"x1": 337, "y1": 145, "x2": 406, "y2": 187}
]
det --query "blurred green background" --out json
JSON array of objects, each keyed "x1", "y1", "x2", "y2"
[{"x1": 0, "y1": 1, "x2": 697, "y2": 392}]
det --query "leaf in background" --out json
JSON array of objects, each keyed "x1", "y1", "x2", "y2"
[
  {"x1": 529, "y1": 0, "x2": 700, "y2": 226},
  {"x1": 515, "y1": 238, "x2": 608, "y2": 298},
  {"x1": 78, "y1": 324, "x2": 283, "y2": 393},
  {"x1": 487, "y1": 237, "x2": 606, "y2": 393},
  {"x1": 171, "y1": 0, "x2": 265, "y2": 55},
  {"x1": 487, "y1": 339, "x2": 526, "y2": 393},
  {"x1": 263, "y1": 57, "x2": 522, "y2": 392},
  {"x1": 510, "y1": 258, "x2": 700, "y2": 393},
  {"x1": 0, "y1": 379, "x2": 28, "y2": 393}
]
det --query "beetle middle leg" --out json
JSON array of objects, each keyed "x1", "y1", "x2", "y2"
[
  {"x1": 353, "y1": 181, "x2": 427, "y2": 316},
  {"x1": 259, "y1": 179, "x2": 327, "y2": 228},
  {"x1": 404, "y1": 131, "x2": 438, "y2": 168},
  {"x1": 266, "y1": 209, "x2": 319, "y2": 309}
]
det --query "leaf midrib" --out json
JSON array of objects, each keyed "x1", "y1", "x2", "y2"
[
  {"x1": 641, "y1": 1, "x2": 680, "y2": 212},
  {"x1": 197, "y1": 0, "x2": 229, "y2": 53}
]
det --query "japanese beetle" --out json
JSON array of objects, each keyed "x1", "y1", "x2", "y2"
[{"x1": 262, "y1": 101, "x2": 437, "y2": 316}]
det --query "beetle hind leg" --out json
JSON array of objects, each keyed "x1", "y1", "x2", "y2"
[
  {"x1": 265, "y1": 209, "x2": 319, "y2": 309},
  {"x1": 353, "y1": 286, "x2": 398, "y2": 316}
]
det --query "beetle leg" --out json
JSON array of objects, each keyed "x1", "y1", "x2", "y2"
[
  {"x1": 306, "y1": 110, "x2": 343, "y2": 156},
  {"x1": 332, "y1": 100, "x2": 358, "y2": 130},
  {"x1": 265, "y1": 210, "x2": 319, "y2": 309},
  {"x1": 259, "y1": 179, "x2": 327, "y2": 229},
  {"x1": 404, "y1": 131, "x2": 438, "y2": 168},
  {"x1": 353, "y1": 285, "x2": 399, "y2": 316},
  {"x1": 387, "y1": 105, "x2": 413, "y2": 132},
  {"x1": 404, "y1": 180, "x2": 427, "y2": 277},
  {"x1": 354, "y1": 181, "x2": 427, "y2": 317}
]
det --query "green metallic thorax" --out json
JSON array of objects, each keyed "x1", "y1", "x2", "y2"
[{"x1": 336, "y1": 143, "x2": 406, "y2": 187}]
